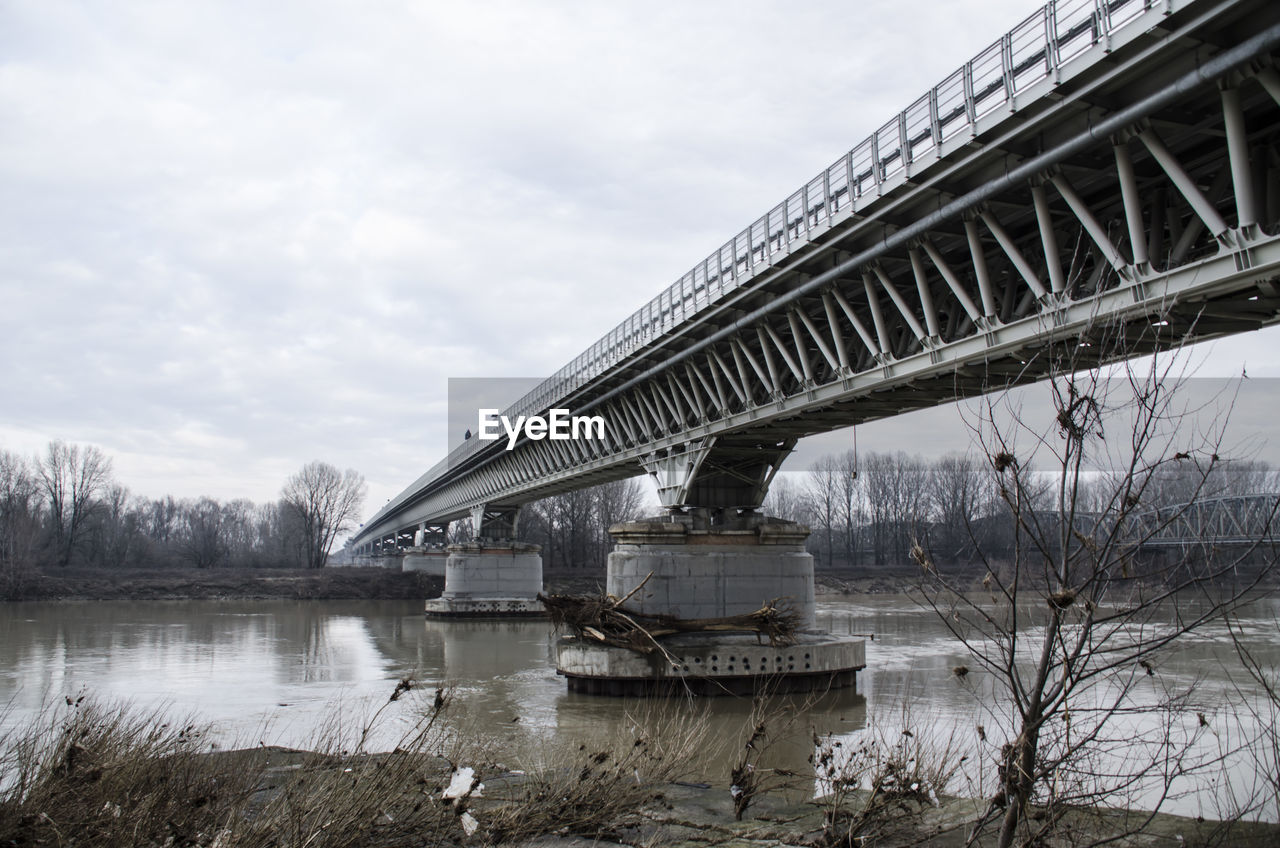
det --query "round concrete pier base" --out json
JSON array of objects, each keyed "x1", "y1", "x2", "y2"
[
  {"x1": 402, "y1": 549, "x2": 447, "y2": 576},
  {"x1": 554, "y1": 513, "x2": 864, "y2": 695},
  {"x1": 557, "y1": 632, "x2": 865, "y2": 696},
  {"x1": 423, "y1": 541, "x2": 546, "y2": 618}
]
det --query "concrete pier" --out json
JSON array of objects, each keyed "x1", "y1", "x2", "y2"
[
  {"x1": 606, "y1": 517, "x2": 817, "y2": 626},
  {"x1": 401, "y1": 548, "x2": 447, "y2": 576},
  {"x1": 555, "y1": 512, "x2": 865, "y2": 695},
  {"x1": 422, "y1": 541, "x2": 546, "y2": 618}
]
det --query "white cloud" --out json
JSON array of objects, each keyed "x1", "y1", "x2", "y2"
[{"x1": 2, "y1": 0, "x2": 1275, "y2": 519}]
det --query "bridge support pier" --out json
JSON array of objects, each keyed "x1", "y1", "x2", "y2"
[
  {"x1": 555, "y1": 510, "x2": 864, "y2": 695},
  {"x1": 404, "y1": 522, "x2": 449, "y2": 575},
  {"x1": 423, "y1": 504, "x2": 546, "y2": 617},
  {"x1": 402, "y1": 549, "x2": 447, "y2": 576}
]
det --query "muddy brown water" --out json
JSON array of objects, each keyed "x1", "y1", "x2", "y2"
[{"x1": 2, "y1": 595, "x2": 1276, "y2": 820}]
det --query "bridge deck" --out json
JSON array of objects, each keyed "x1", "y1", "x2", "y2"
[{"x1": 355, "y1": 0, "x2": 1280, "y2": 552}]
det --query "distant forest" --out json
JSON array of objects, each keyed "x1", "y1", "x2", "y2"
[
  {"x1": 0, "y1": 442, "x2": 365, "y2": 593},
  {"x1": 763, "y1": 449, "x2": 1280, "y2": 572},
  {"x1": 6, "y1": 438, "x2": 1277, "y2": 590},
  {"x1": 482, "y1": 447, "x2": 1280, "y2": 575}
]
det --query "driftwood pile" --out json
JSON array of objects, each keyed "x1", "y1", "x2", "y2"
[{"x1": 538, "y1": 575, "x2": 801, "y2": 655}]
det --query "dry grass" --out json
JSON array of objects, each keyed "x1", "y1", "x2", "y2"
[
  {"x1": 231, "y1": 683, "x2": 467, "y2": 848},
  {"x1": 0, "y1": 684, "x2": 710, "y2": 847},
  {"x1": 812, "y1": 705, "x2": 966, "y2": 846},
  {"x1": 0, "y1": 694, "x2": 265, "y2": 847},
  {"x1": 478, "y1": 703, "x2": 709, "y2": 843}
]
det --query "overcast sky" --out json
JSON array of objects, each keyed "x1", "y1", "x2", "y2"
[{"x1": 3, "y1": 0, "x2": 1278, "y2": 522}]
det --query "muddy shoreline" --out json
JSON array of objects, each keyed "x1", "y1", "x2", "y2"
[
  {"x1": 2, "y1": 566, "x2": 444, "y2": 602},
  {"x1": 207, "y1": 747, "x2": 1280, "y2": 847}
]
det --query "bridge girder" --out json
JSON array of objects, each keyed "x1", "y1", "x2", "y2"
[{"x1": 354, "y1": 0, "x2": 1280, "y2": 553}]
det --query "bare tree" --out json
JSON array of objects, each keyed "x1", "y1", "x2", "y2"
[
  {"x1": 38, "y1": 440, "x2": 113, "y2": 567},
  {"x1": 924, "y1": 453, "x2": 987, "y2": 565},
  {"x1": 1225, "y1": 609, "x2": 1280, "y2": 821},
  {"x1": 835, "y1": 449, "x2": 861, "y2": 567},
  {"x1": 0, "y1": 450, "x2": 43, "y2": 595},
  {"x1": 861, "y1": 451, "x2": 928, "y2": 566},
  {"x1": 280, "y1": 462, "x2": 367, "y2": 569},
  {"x1": 806, "y1": 456, "x2": 842, "y2": 569},
  {"x1": 221, "y1": 498, "x2": 258, "y2": 567},
  {"x1": 448, "y1": 516, "x2": 474, "y2": 544},
  {"x1": 255, "y1": 500, "x2": 299, "y2": 566},
  {"x1": 147, "y1": 496, "x2": 179, "y2": 546},
  {"x1": 594, "y1": 478, "x2": 646, "y2": 533},
  {"x1": 545, "y1": 488, "x2": 595, "y2": 569},
  {"x1": 177, "y1": 497, "x2": 228, "y2": 569},
  {"x1": 1144, "y1": 455, "x2": 1277, "y2": 509},
  {"x1": 88, "y1": 485, "x2": 145, "y2": 569},
  {"x1": 526, "y1": 478, "x2": 648, "y2": 570},
  {"x1": 919, "y1": 330, "x2": 1273, "y2": 847},
  {"x1": 594, "y1": 477, "x2": 647, "y2": 563},
  {"x1": 760, "y1": 474, "x2": 812, "y2": 525}
]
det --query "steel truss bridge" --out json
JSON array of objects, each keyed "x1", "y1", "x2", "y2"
[
  {"x1": 353, "y1": 0, "x2": 1280, "y2": 555},
  {"x1": 1133, "y1": 493, "x2": 1280, "y2": 546}
]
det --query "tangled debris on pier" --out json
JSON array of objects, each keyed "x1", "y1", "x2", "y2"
[{"x1": 538, "y1": 575, "x2": 800, "y2": 654}]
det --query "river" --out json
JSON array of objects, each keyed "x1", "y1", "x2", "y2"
[{"x1": 1, "y1": 594, "x2": 1276, "y2": 819}]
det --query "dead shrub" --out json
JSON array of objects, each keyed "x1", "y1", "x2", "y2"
[
  {"x1": 478, "y1": 701, "x2": 708, "y2": 843},
  {"x1": 728, "y1": 689, "x2": 821, "y2": 820},
  {"x1": 235, "y1": 683, "x2": 466, "y2": 848},
  {"x1": 813, "y1": 708, "x2": 964, "y2": 846},
  {"x1": 0, "y1": 682, "x2": 710, "y2": 847},
  {"x1": 0, "y1": 694, "x2": 264, "y2": 848}
]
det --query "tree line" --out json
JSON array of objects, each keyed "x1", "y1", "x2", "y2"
[
  {"x1": 426, "y1": 446, "x2": 1277, "y2": 575},
  {"x1": 761, "y1": 448, "x2": 1280, "y2": 571},
  {"x1": 514, "y1": 478, "x2": 648, "y2": 571},
  {"x1": 0, "y1": 441, "x2": 366, "y2": 593}
]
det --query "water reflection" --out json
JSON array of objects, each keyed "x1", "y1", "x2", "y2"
[{"x1": 1, "y1": 596, "x2": 1276, "y2": 816}]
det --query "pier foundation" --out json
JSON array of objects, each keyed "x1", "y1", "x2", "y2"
[
  {"x1": 423, "y1": 541, "x2": 545, "y2": 617},
  {"x1": 555, "y1": 512, "x2": 865, "y2": 695},
  {"x1": 401, "y1": 549, "x2": 447, "y2": 576}
]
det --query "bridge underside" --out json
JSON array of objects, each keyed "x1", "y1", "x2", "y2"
[{"x1": 355, "y1": 0, "x2": 1280, "y2": 555}]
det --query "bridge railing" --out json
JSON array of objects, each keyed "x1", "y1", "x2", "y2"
[{"x1": 366, "y1": 0, "x2": 1168, "y2": 527}]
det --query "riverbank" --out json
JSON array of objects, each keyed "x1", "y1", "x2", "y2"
[
  {"x1": 220, "y1": 748, "x2": 1280, "y2": 846},
  {"x1": 2, "y1": 566, "x2": 443, "y2": 601},
  {"x1": 5, "y1": 735, "x2": 1276, "y2": 847}
]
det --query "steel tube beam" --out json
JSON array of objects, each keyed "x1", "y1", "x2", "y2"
[
  {"x1": 1220, "y1": 84, "x2": 1257, "y2": 229},
  {"x1": 862, "y1": 272, "x2": 892, "y2": 355},
  {"x1": 966, "y1": 218, "x2": 999, "y2": 317},
  {"x1": 1032, "y1": 183, "x2": 1069, "y2": 292},
  {"x1": 1113, "y1": 142, "x2": 1150, "y2": 267},
  {"x1": 1051, "y1": 174, "x2": 1131, "y2": 274},
  {"x1": 922, "y1": 238, "x2": 983, "y2": 321},
  {"x1": 1138, "y1": 128, "x2": 1231, "y2": 238},
  {"x1": 909, "y1": 248, "x2": 942, "y2": 337}
]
